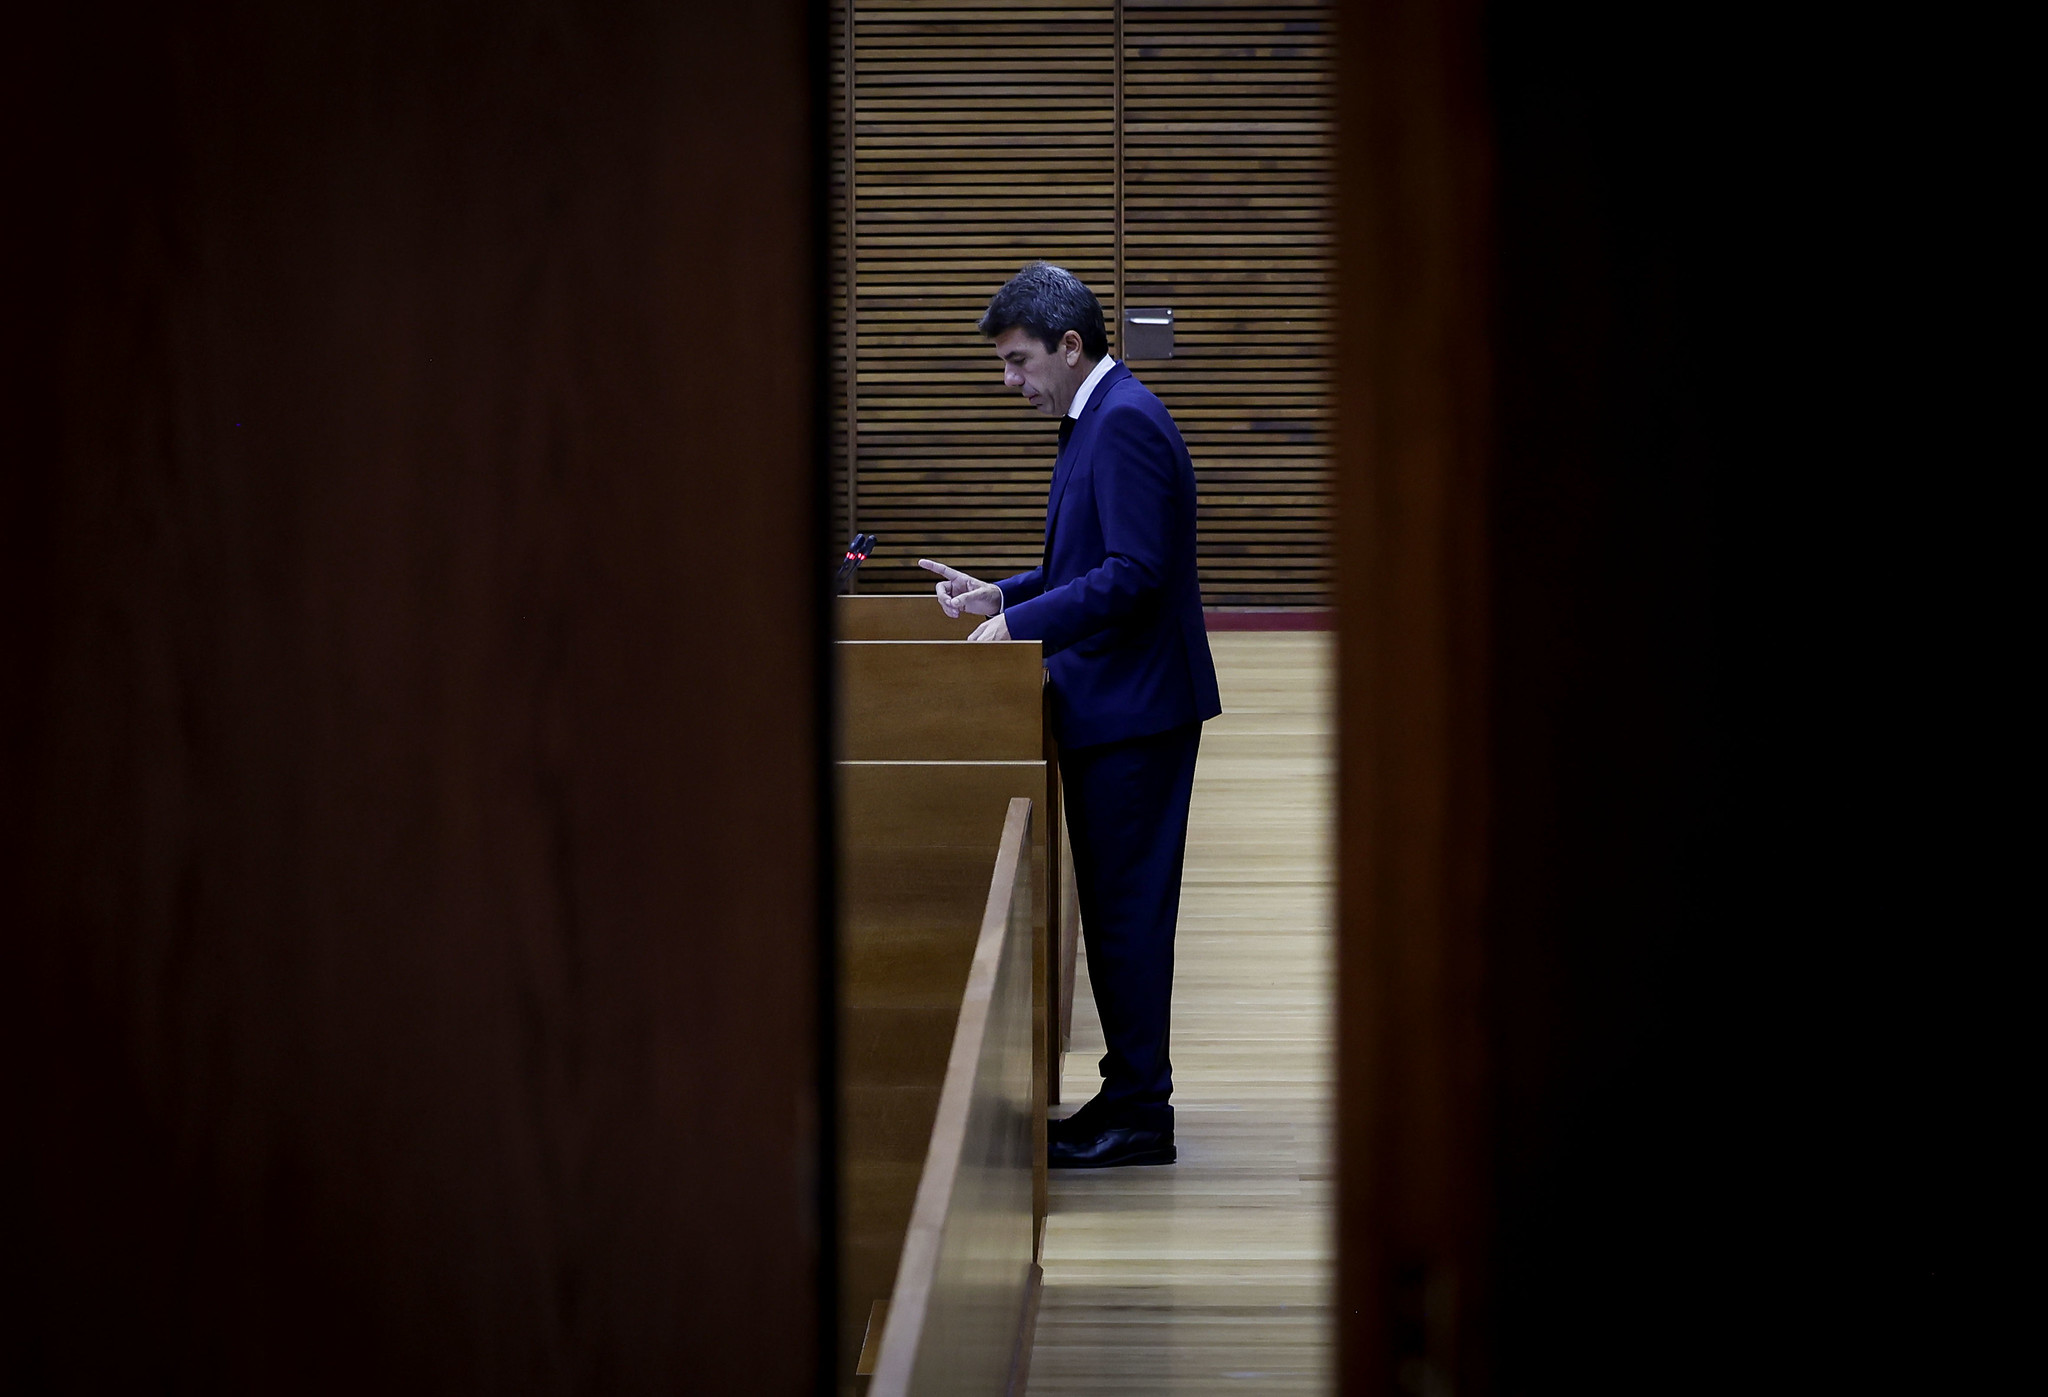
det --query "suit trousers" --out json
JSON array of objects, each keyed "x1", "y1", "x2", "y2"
[{"x1": 1059, "y1": 719, "x2": 1202, "y2": 1125}]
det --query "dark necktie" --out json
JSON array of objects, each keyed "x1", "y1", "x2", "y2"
[{"x1": 1046, "y1": 416, "x2": 1076, "y2": 571}]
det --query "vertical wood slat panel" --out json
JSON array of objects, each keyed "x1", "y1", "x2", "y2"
[{"x1": 830, "y1": 1, "x2": 1331, "y2": 606}]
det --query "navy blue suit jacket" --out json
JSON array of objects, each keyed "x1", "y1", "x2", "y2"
[{"x1": 998, "y1": 362, "x2": 1223, "y2": 748}]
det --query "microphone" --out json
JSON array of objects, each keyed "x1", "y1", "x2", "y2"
[{"x1": 833, "y1": 533, "x2": 878, "y2": 593}]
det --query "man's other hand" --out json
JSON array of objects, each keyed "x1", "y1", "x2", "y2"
[
  {"x1": 968, "y1": 613, "x2": 1011, "y2": 642},
  {"x1": 918, "y1": 558, "x2": 1004, "y2": 618}
]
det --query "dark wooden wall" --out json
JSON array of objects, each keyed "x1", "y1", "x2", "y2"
[
  {"x1": 1329, "y1": 0, "x2": 1904, "y2": 1392},
  {"x1": 2, "y1": 2, "x2": 829, "y2": 1392},
  {"x1": 1122, "y1": 1, "x2": 1333, "y2": 606},
  {"x1": 829, "y1": 0, "x2": 1332, "y2": 605}
]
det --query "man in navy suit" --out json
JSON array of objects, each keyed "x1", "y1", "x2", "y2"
[{"x1": 919, "y1": 262, "x2": 1221, "y2": 1168}]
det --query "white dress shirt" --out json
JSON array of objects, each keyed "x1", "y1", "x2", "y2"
[{"x1": 1067, "y1": 355, "x2": 1119, "y2": 423}]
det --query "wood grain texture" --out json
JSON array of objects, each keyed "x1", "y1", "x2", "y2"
[
  {"x1": 826, "y1": 0, "x2": 1332, "y2": 606},
  {"x1": 839, "y1": 641, "x2": 1048, "y2": 762},
  {"x1": 1029, "y1": 632, "x2": 1334, "y2": 1394},
  {"x1": 837, "y1": 634, "x2": 1076, "y2": 1114},
  {"x1": 835, "y1": 684, "x2": 1056, "y2": 1188},
  {"x1": 1123, "y1": 1, "x2": 1334, "y2": 606},
  {"x1": 1, "y1": 2, "x2": 824, "y2": 1391},
  {"x1": 1049, "y1": 747, "x2": 1084, "y2": 1077},
  {"x1": 838, "y1": 764, "x2": 1051, "y2": 1390},
  {"x1": 1331, "y1": 0, "x2": 1772, "y2": 1387},
  {"x1": 1330, "y1": 0, "x2": 1494, "y2": 1384},
  {"x1": 838, "y1": 594, "x2": 983, "y2": 640},
  {"x1": 836, "y1": 638, "x2": 1056, "y2": 1168},
  {"x1": 834, "y1": 618, "x2": 1082, "y2": 1097},
  {"x1": 869, "y1": 799, "x2": 1042, "y2": 1397}
]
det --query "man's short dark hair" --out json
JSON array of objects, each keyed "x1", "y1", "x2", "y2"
[{"x1": 978, "y1": 261, "x2": 1110, "y2": 361}]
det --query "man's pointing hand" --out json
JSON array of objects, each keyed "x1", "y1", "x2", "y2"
[{"x1": 918, "y1": 558, "x2": 1005, "y2": 619}]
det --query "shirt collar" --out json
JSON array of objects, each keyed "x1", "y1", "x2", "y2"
[{"x1": 1066, "y1": 356, "x2": 1118, "y2": 423}]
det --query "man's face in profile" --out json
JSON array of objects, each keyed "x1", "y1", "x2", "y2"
[{"x1": 993, "y1": 326, "x2": 1086, "y2": 417}]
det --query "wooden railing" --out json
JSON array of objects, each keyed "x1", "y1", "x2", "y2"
[
  {"x1": 867, "y1": 798, "x2": 1041, "y2": 1397},
  {"x1": 836, "y1": 603, "x2": 1088, "y2": 1392}
]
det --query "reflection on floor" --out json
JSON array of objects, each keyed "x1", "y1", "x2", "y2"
[{"x1": 1030, "y1": 631, "x2": 1334, "y2": 1395}]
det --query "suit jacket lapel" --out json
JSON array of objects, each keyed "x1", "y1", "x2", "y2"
[
  {"x1": 1040, "y1": 363, "x2": 1130, "y2": 572},
  {"x1": 1042, "y1": 437, "x2": 1077, "y2": 565}
]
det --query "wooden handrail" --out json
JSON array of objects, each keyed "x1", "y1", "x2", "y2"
[{"x1": 869, "y1": 797, "x2": 1038, "y2": 1396}]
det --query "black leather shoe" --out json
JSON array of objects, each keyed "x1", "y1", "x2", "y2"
[{"x1": 1048, "y1": 1122, "x2": 1176, "y2": 1169}]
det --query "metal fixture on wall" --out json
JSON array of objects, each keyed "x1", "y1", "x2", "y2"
[{"x1": 1123, "y1": 308, "x2": 1173, "y2": 360}]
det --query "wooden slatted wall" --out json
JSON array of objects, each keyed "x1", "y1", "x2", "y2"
[
  {"x1": 1122, "y1": 1, "x2": 1333, "y2": 604},
  {"x1": 830, "y1": 0, "x2": 1331, "y2": 605}
]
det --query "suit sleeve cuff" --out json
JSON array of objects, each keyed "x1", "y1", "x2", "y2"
[{"x1": 1002, "y1": 596, "x2": 1045, "y2": 642}]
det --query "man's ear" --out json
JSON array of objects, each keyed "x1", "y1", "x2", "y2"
[{"x1": 1063, "y1": 329, "x2": 1083, "y2": 364}]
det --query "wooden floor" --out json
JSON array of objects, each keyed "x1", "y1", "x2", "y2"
[{"x1": 1031, "y1": 631, "x2": 1334, "y2": 1395}]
